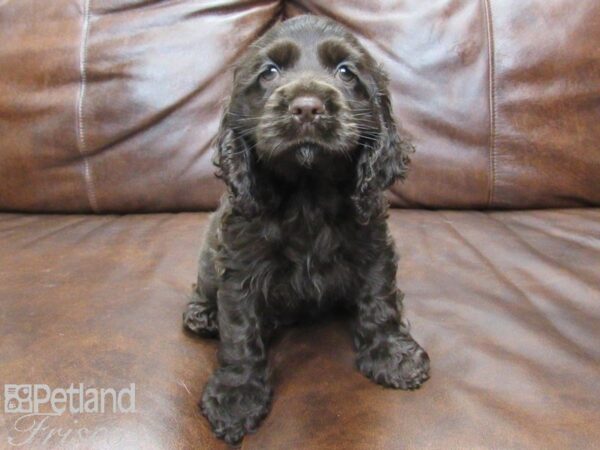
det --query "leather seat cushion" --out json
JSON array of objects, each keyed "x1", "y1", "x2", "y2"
[{"x1": 1, "y1": 209, "x2": 598, "y2": 448}]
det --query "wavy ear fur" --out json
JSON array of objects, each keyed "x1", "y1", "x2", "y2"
[
  {"x1": 213, "y1": 111, "x2": 262, "y2": 218},
  {"x1": 352, "y1": 67, "x2": 414, "y2": 224}
]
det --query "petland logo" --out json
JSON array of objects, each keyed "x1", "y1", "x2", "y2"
[
  {"x1": 3, "y1": 384, "x2": 135, "y2": 447},
  {"x1": 4, "y1": 384, "x2": 136, "y2": 415}
]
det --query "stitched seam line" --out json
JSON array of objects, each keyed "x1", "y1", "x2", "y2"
[
  {"x1": 76, "y1": 0, "x2": 99, "y2": 213},
  {"x1": 482, "y1": 0, "x2": 497, "y2": 207}
]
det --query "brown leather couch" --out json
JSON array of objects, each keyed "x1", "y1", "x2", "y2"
[{"x1": 1, "y1": 1, "x2": 599, "y2": 448}]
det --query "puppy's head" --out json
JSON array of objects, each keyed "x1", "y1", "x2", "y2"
[{"x1": 214, "y1": 15, "x2": 413, "y2": 221}]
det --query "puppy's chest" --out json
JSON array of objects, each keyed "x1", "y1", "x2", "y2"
[{"x1": 264, "y1": 214, "x2": 359, "y2": 305}]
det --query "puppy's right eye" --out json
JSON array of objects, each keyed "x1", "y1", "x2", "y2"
[
  {"x1": 336, "y1": 64, "x2": 356, "y2": 83},
  {"x1": 259, "y1": 64, "x2": 280, "y2": 82}
]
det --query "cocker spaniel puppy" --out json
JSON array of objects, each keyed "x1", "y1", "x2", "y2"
[{"x1": 184, "y1": 15, "x2": 430, "y2": 444}]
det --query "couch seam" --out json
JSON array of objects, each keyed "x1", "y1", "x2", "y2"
[
  {"x1": 76, "y1": 0, "x2": 99, "y2": 213},
  {"x1": 482, "y1": 0, "x2": 497, "y2": 207}
]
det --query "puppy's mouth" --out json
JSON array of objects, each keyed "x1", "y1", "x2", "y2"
[{"x1": 256, "y1": 115, "x2": 356, "y2": 162}]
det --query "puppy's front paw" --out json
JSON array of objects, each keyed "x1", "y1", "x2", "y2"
[
  {"x1": 201, "y1": 368, "x2": 272, "y2": 445},
  {"x1": 357, "y1": 334, "x2": 430, "y2": 390}
]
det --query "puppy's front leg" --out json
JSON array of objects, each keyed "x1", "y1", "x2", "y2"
[
  {"x1": 353, "y1": 261, "x2": 430, "y2": 390},
  {"x1": 201, "y1": 280, "x2": 271, "y2": 445}
]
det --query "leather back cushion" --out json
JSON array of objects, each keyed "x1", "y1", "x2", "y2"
[{"x1": 0, "y1": 0, "x2": 598, "y2": 212}]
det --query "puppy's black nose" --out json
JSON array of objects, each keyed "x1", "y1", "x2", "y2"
[{"x1": 289, "y1": 96, "x2": 325, "y2": 123}]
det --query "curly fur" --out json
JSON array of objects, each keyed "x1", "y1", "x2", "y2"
[{"x1": 183, "y1": 15, "x2": 429, "y2": 445}]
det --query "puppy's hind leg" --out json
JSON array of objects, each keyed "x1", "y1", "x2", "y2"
[
  {"x1": 183, "y1": 244, "x2": 219, "y2": 338},
  {"x1": 183, "y1": 284, "x2": 219, "y2": 338}
]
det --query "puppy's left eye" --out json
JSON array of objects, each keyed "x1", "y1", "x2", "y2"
[
  {"x1": 336, "y1": 64, "x2": 356, "y2": 82},
  {"x1": 260, "y1": 64, "x2": 280, "y2": 82}
]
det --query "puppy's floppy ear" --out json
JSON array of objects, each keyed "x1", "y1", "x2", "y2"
[
  {"x1": 213, "y1": 104, "x2": 262, "y2": 218},
  {"x1": 352, "y1": 66, "x2": 414, "y2": 224}
]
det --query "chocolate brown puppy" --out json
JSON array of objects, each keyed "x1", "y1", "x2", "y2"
[{"x1": 184, "y1": 15, "x2": 430, "y2": 445}]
